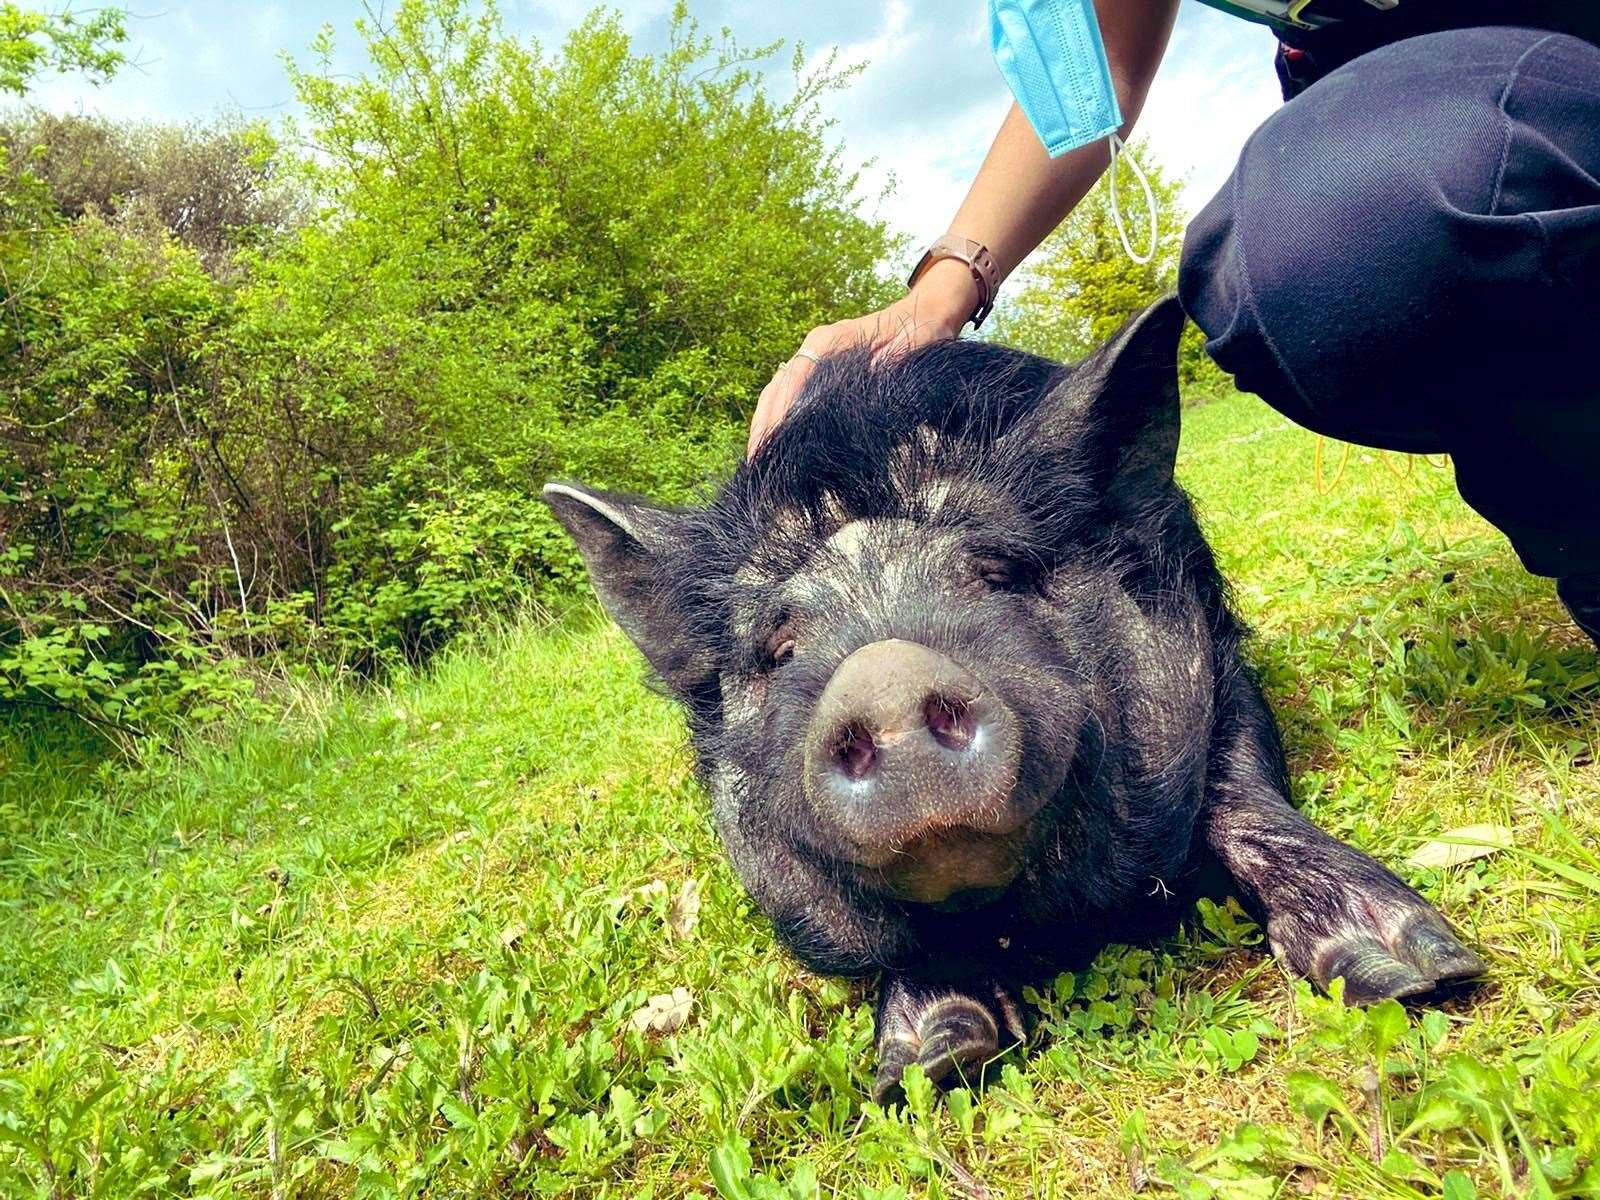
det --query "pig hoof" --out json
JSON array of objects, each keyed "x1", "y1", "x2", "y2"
[
  {"x1": 872, "y1": 979, "x2": 1025, "y2": 1104},
  {"x1": 1293, "y1": 910, "x2": 1485, "y2": 1005},
  {"x1": 916, "y1": 997, "x2": 1002, "y2": 1084},
  {"x1": 872, "y1": 996, "x2": 1001, "y2": 1104},
  {"x1": 872, "y1": 1034, "x2": 921, "y2": 1104}
]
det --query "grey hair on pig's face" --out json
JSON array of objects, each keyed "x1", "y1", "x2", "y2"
[{"x1": 543, "y1": 297, "x2": 1216, "y2": 978}]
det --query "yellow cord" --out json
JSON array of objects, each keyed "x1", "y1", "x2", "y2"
[
  {"x1": 1313, "y1": 435, "x2": 1351, "y2": 494},
  {"x1": 1382, "y1": 450, "x2": 1414, "y2": 483},
  {"x1": 1313, "y1": 435, "x2": 1453, "y2": 494},
  {"x1": 1287, "y1": 0, "x2": 1320, "y2": 25}
]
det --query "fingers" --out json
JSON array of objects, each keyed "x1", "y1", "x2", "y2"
[
  {"x1": 748, "y1": 322, "x2": 839, "y2": 455},
  {"x1": 747, "y1": 353, "x2": 817, "y2": 456},
  {"x1": 746, "y1": 303, "x2": 963, "y2": 456}
]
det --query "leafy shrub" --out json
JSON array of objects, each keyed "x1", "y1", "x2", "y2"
[
  {"x1": 0, "y1": 0, "x2": 898, "y2": 732},
  {"x1": 0, "y1": 3, "x2": 124, "y2": 97},
  {"x1": 0, "y1": 112, "x2": 301, "y2": 274}
]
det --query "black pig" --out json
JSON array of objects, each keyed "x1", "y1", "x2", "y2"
[{"x1": 543, "y1": 297, "x2": 1483, "y2": 1100}]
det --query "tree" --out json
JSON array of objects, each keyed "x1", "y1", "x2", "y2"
[
  {"x1": 0, "y1": 3, "x2": 125, "y2": 96},
  {"x1": 1, "y1": 113, "x2": 302, "y2": 275},
  {"x1": 991, "y1": 139, "x2": 1226, "y2": 394},
  {"x1": 278, "y1": 0, "x2": 897, "y2": 429}
]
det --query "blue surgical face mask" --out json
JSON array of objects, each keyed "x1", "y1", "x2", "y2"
[
  {"x1": 990, "y1": 0, "x2": 1122, "y2": 158},
  {"x1": 989, "y1": 0, "x2": 1158, "y2": 263}
]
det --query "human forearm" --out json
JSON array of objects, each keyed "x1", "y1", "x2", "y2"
[
  {"x1": 947, "y1": 104, "x2": 1125, "y2": 282},
  {"x1": 750, "y1": 0, "x2": 1179, "y2": 452},
  {"x1": 921, "y1": 0, "x2": 1181, "y2": 324}
]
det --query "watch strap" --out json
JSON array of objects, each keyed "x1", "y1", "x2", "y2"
[{"x1": 907, "y1": 235, "x2": 1000, "y2": 329}]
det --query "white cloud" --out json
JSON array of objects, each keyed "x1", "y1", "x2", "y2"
[
  {"x1": 23, "y1": 3, "x2": 311, "y2": 121},
  {"x1": 799, "y1": 0, "x2": 1006, "y2": 259}
]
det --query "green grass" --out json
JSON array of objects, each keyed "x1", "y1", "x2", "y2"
[{"x1": 3, "y1": 392, "x2": 1599, "y2": 1198}]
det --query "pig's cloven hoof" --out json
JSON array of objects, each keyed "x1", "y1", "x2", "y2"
[
  {"x1": 1273, "y1": 892, "x2": 1486, "y2": 1005},
  {"x1": 872, "y1": 977, "x2": 1025, "y2": 1104}
]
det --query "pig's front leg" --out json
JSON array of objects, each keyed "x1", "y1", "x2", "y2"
[
  {"x1": 872, "y1": 974, "x2": 1026, "y2": 1103},
  {"x1": 1203, "y1": 672, "x2": 1485, "y2": 1003}
]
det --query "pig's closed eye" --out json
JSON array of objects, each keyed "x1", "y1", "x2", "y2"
[
  {"x1": 765, "y1": 624, "x2": 797, "y2": 667},
  {"x1": 974, "y1": 554, "x2": 1028, "y2": 590}
]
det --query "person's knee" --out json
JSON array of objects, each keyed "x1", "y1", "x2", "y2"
[
  {"x1": 1180, "y1": 28, "x2": 1564, "y2": 449},
  {"x1": 1177, "y1": 103, "x2": 1457, "y2": 446},
  {"x1": 1222, "y1": 82, "x2": 1483, "y2": 320}
]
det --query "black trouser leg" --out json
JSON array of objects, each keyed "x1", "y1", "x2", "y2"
[{"x1": 1179, "y1": 26, "x2": 1600, "y2": 581}]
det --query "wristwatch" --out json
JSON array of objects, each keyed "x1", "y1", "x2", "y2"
[{"x1": 907, "y1": 235, "x2": 1001, "y2": 329}]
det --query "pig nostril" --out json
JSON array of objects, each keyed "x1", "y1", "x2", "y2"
[
  {"x1": 924, "y1": 694, "x2": 976, "y2": 751},
  {"x1": 830, "y1": 722, "x2": 878, "y2": 781}
]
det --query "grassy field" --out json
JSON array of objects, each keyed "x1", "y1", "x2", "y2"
[{"x1": 4, "y1": 390, "x2": 1599, "y2": 1199}]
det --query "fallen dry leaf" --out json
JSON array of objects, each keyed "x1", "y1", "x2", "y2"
[
  {"x1": 612, "y1": 880, "x2": 662, "y2": 916},
  {"x1": 667, "y1": 878, "x2": 702, "y2": 939},
  {"x1": 1405, "y1": 823, "x2": 1513, "y2": 869},
  {"x1": 499, "y1": 921, "x2": 526, "y2": 949},
  {"x1": 630, "y1": 987, "x2": 693, "y2": 1035}
]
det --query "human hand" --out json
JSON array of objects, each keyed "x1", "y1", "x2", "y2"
[{"x1": 747, "y1": 257, "x2": 981, "y2": 455}]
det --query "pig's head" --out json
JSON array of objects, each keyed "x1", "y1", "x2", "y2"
[{"x1": 544, "y1": 297, "x2": 1222, "y2": 978}]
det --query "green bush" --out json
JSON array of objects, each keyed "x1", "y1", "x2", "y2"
[{"x1": 0, "y1": 0, "x2": 899, "y2": 732}]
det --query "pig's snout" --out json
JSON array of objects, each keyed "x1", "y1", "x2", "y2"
[{"x1": 804, "y1": 640, "x2": 1027, "y2": 897}]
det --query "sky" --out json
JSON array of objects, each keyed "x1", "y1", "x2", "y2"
[{"x1": 27, "y1": 1, "x2": 1286, "y2": 261}]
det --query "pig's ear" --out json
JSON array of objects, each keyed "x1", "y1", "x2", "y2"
[
  {"x1": 541, "y1": 482, "x2": 716, "y2": 699},
  {"x1": 1033, "y1": 294, "x2": 1186, "y2": 514}
]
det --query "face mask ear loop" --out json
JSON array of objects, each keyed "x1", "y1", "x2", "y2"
[{"x1": 1107, "y1": 133, "x2": 1158, "y2": 265}]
